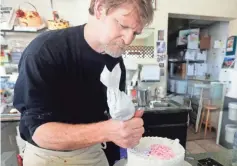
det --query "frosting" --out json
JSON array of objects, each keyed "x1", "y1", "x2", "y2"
[
  {"x1": 149, "y1": 144, "x2": 175, "y2": 159},
  {"x1": 127, "y1": 137, "x2": 185, "y2": 166}
]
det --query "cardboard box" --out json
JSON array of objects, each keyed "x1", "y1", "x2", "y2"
[{"x1": 200, "y1": 36, "x2": 211, "y2": 49}]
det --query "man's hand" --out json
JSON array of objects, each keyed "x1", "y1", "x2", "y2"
[
  {"x1": 32, "y1": 110, "x2": 144, "y2": 151},
  {"x1": 106, "y1": 110, "x2": 144, "y2": 148}
]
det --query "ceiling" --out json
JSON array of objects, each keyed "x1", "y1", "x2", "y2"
[
  {"x1": 168, "y1": 17, "x2": 217, "y2": 36},
  {"x1": 167, "y1": 13, "x2": 232, "y2": 37},
  {"x1": 169, "y1": 13, "x2": 233, "y2": 22},
  {"x1": 188, "y1": 19, "x2": 216, "y2": 28}
]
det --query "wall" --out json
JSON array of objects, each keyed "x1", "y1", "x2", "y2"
[
  {"x1": 229, "y1": 19, "x2": 237, "y2": 36},
  {"x1": 3, "y1": 0, "x2": 90, "y2": 44},
  {"x1": 205, "y1": 22, "x2": 229, "y2": 129},
  {"x1": 131, "y1": 30, "x2": 154, "y2": 47},
  {"x1": 152, "y1": 0, "x2": 237, "y2": 91},
  {"x1": 3, "y1": 0, "x2": 90, "y2": 26},
  {"x1": 206, "y1": 22, "x2": 229, "y2": 80},
  {"x1": 2, "y1": 0, "x2": 237, "y2": 92}
]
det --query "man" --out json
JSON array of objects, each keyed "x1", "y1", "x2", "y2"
[{"x1": 13, "y1": 0, "x2": 154, "y2": 165}]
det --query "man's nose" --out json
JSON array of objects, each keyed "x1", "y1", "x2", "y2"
[{"x1": 122, "y1": 30, "x2": 135, "y2": 45}]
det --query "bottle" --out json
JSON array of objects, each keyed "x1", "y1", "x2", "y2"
[{"x1": 233, "y1": 131, "x2": 237, "y2": 166}]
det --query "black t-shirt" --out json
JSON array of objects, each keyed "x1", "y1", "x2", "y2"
[{"x1": 13, "y1": 24, "x2": 125, "y2": 164}]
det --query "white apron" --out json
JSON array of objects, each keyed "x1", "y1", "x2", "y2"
[{"x1": 23, "y1": 142, "x2": 109, "y2": 166}]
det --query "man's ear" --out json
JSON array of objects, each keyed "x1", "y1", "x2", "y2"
[{"x1": 94, "y1": 0, "x2": 106, "y2": 19}]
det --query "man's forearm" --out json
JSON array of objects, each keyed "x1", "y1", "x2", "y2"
[{"x1": 32, "y1": 121, "x2": 110, "y2": 151}]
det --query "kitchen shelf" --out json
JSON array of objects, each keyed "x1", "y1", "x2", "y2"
[
  {"x1": 168, "y1": 59, "x2": 205, "y2": 63},
  {"x1": 167, "y1": 91, "x2": 189, "y2": 96},
  {"x1": 0, "y1": 74, "x2": 12, "y2": 77},
  {"x1": 169, "y1": 76, "x2": 216, "y2": 82},
  {"x1": 169, "y1": 76, "x2": 187, "y2": 81},
  {"x1": 1, "y1": 27, "x2": 47, "y2": 35}
]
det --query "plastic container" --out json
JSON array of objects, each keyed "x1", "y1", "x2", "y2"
[
  {"x1": 176, "y1": 80, "x2": 187, "y2": 94},
  {"x1": 228, "y1": 102, "x2": 237, "y2": 121},
  {"x1": 225, "y1": 124, "x2": 237, "y2": 144},
  {"x1": 188, "y1": 86, "x2": 201, "y2": 96}
]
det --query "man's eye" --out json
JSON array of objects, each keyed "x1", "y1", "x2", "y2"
[
  {"x1": 120, "y1": 24, "x2": 126, "y2": 28},
  {"x1": 118, "y1": 21, "x2": 127, "y2": 28}
]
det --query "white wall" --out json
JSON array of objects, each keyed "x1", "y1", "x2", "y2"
[
  {"x1": 161, "y1": 0, "x2": 237, "y2": 19},
  {"x1": 3, "y1": 0, "x2": 90, "y2": 44},
  {"x1": 206, "y1": 22, "x2": 229, "y2": 80},
  {"x1": 131, "y1": 30, "x2": 154, "y2": 46},
  {"x1": 229, "y1": 19, "x2": 237, "y2": 36},
  {"x1": 3, "y1": 0, "x2": 90, "y2": 26},
  {"x1": 3, "y1": 0, "x2": 237, "y2": 93},
  {"x1": 202, "y1": 22, "x2": 229, "y2": 130}
]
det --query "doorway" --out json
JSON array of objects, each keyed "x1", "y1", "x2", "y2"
[{"x1": 166, "y1": 14, "x2": 231, "y2": 154}]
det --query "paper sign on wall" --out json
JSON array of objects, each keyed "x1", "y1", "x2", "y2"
[
  {"x1": 157, "y1": 41, "x2": 166, "y2": 54},
  {"x1": 214, "y1": 40, "x2": 225, "y2": 49},
  {"x1": 158, "y1": 30, "x2": 164, "y2": 41},
  {"x1": 222, "y1": 56, "x2": 235, "y2": 68},
  {"x1": 140, "y1": 65, "x2": 160, "y2": 81}
]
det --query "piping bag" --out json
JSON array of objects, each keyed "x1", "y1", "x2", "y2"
[{"x1": 100, "y1": 63, "x2": 137, "y2": 121}]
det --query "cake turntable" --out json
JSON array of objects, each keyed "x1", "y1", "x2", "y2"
[{"x1": 113, "y1": 159, "x2": 192, "y2": 166}]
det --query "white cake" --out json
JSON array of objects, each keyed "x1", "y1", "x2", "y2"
[{"x1": 127, "y1": 137, "x2": 185, "y2": 166}]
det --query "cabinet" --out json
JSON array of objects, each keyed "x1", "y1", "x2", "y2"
[
  {"x1": 1, "y1": 121, "x2": 20, "y2": 154},
  {"x1": 143, "y1": 110, "x2": 189, "y2": 149}
]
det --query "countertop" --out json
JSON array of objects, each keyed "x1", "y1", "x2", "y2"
[
  {"x1": 1, "y1": 106, "x2": 21, "y2": 122},
  {"x1": 1, "y1": 114, "x2": 20, "y2": 122},
  {"x1": 0, "y1": 100, "x2": 189, "y2": 122},
  {"x1": 115, "y1": 149, "x2": 234, "y2": 166},
  {"x1": 143, "y1": 100, "x2": 191, "y2": 114}
]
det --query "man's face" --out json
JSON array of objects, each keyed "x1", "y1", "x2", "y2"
[{"x1": 97, "y1": 3, "x2": 144, "y2": 58}]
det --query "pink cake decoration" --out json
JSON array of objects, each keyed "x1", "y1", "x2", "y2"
[{"x1": 149, "y1": 144, "x2": 175, "y2": 160}]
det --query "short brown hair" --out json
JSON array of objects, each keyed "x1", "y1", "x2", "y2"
[{"x1": 89, "y1": 0, "x2": 154, "y2": 26}]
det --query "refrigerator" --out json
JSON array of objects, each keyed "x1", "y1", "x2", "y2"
[{"x1": 218, "y1": 36, "x2": 237, "y2": 149}]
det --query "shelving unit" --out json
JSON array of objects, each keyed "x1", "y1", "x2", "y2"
[
  {"x1": 1, "y1": 27, "x2": 47, "y2": 36},
  {"x1": 168, "y1": 58, "x2": 208, "y2": 96},
  {"x1": 169, "y1": 59, "x2": 206, "y2": 96},
  {"x1": 168, "y1": 59, "x2": 205, "y2": 63},
  {"x1": 1, "y1": 26, "x2": 48, "y2": 67}
]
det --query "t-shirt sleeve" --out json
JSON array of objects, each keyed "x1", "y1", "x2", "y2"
[{"x1": 13, "y1": 46, "x2": 62, "y2": 138}]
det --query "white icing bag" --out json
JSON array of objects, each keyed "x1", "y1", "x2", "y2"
[{"x1": 100, "y1": 63, "x2": 135, "y2": 121}]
